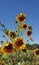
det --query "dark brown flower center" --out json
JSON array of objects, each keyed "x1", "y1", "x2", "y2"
[
  {"x1": 28, "y1": 26, "x2": 32, "y2": 30},
  {"x1": 10, "y1": 32, "x2": 16, "y2": 38},
  {"x1": 22, "y1": 49, "x2": 26, "y2": 52},
  {"x1": 5, "y1": 44, "x2": 13, "y2": 50},
  {"x1": 16, "y1": 40, "x2": 24, "y2": 46},
  {"x1": 23, "y1": 24, "x2": 27, "y2": 29},
  {"x1": 27, "y1": 31, "x2": 32, "y2": 36},
  {"x1": 35, "y1": 50, "x2": 39, "y2": 55},
  {"x1": 20, "y1": 15, "x2": 25, "y2": 21}
]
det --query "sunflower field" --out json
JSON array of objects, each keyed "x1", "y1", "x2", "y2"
[{"x1": 0, "y1": 13, "x2": 39, "y2": 65}]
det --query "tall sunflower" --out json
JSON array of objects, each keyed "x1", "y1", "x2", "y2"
[
  {"x1": 20, "y1": 23, "x2": 28, "y2": 30},
  {"x1": 14, "y1": 38, "x2": 26, "y2": 50},
  {"x1": 2, "y1": 42, "x2": 15, "y2": 54},
  {"x1": 16, "y1": 13, "x2": 26, "y2": 23},
  {"x1": 28, "y1": 25, "x2": 32, "y2": 30},
  {"x1": 22, "y1": 48, "x2": 27, "y2": 53},
  {"x1": 8, "y1": 30, "x2": 16, "y2": 38},
  {"x1": 34, "y1": 49, "x2": 39, "y2": 56},
  {"x1": 26, "y1": 30, "x2": 32, "y2": 37}
]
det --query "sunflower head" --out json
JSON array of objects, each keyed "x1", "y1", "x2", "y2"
[
  {"x1": 26, "y1": 30, "x2": 32, "y2": 37},
  {"x1": 20, "y1": 23, "x2": 27, "y2": 30},
  {"x1": 8, "y1": 30, "x2": 16, "y2": 38},
  {"x1": 2, "y1": 42, "x2": 15, "y2": 54},
  {"x1": 23, "y1": 24, "x2": 27, "y2": 29},
  {"x1": 22, "y1": 48, "x2": 27, "y2": 52},
  {"x1": 28, "y1": 25, "x2": 32, "y2": 30},
  {"x1": 14, "y1": 38, "x2": 26, "y2": 50},
  {"x1": 34, "y1": 49, "x2": 39, "y2": 56},
  {"x1": 16, "y1": 13, "x2": 26, "y2": 23}
]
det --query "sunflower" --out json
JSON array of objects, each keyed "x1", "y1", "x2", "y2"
[
  {"x1": 20, "y1": 23, "x2": 27, "y2": 30},
  {"x1": 16, "y1": 13, "x2": 26, "y2": 23},
  {"x1": 14, "y1": 38, "x2": 26, "y2": 50},
  {"x1": 28, "y1": 25, "x2": 32, "y2": 30},
  {"x1": 2, "y1": 42, "x2": 15, "y2": 54},
  {"x1": 26, "y1": 30, "x2": 32, "y2": 37},
  {"x1": 8, "y1": 30, "x2": 16, "y2": 38},
  {"x1": 34, "y1": 49, "x2": 39, "y2": 56},
  {"x1": 22, "y1": 48, "x2": 27, "y2": 52},
  {"x1": 0, "y1": 61, "x2": 3, "y2": 65}
]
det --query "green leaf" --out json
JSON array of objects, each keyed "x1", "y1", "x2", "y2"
[{"x1": 2, "y1": 54, "x2": 9, "y2": 59}]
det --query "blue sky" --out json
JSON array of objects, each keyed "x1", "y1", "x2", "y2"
[{"x1": 0, "y1": 0, "x2": 39, "y2": 44}]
